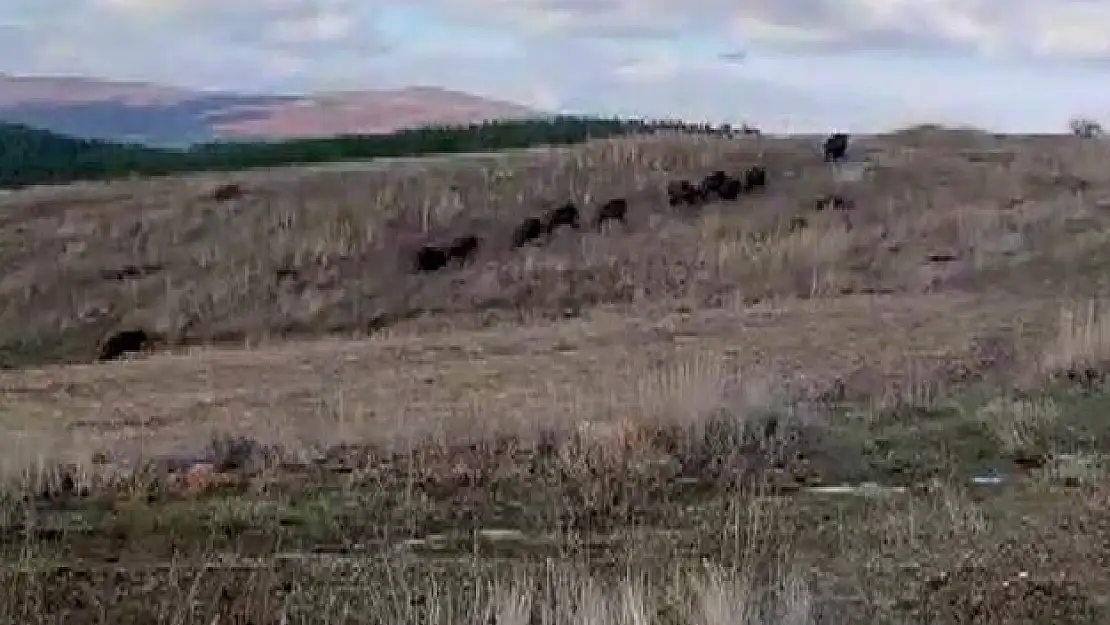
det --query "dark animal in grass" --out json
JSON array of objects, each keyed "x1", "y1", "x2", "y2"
[
  {"x1": 666, "y1": 181, "x2": 685, "y2": 206},
  {"x1": 98, "y1": 263, "x2": 164, "y2": 281},
  {"x1": 212, "y1": 183, "x2": 243, "y2": 201},
  {"x1": 446, "y1": 234, "x2": 481, "y2": 262},
  {"x1": 667, "y1": 180, "x2": 703, "y2": 206},
  {"x1": 823, "y1": 133, "x2": 849, "y2": 162},
  {"x1": 414, "y1": 245, "x2": 450, "y2": 272},
  {"x1": 512, "y1": 217, "x2": 546, "y2": 248},
  {"x1": 542, "y1": 202, "x2": 581, "y2": 233},
  {"x1": 814, "y1": 194, "x2": 854, "y2": 212},
  {"x1": 414, "y1": 235, "x2": 481, "y2": 272},
  {"x1": 742, "y1": 165, "x2": 767, "y2": 191},
  {"x1": 788, "y1": 216, "x2": 809, "y2": 233},
  {"x1": 717, "y1": 176, "x2": 742, "y2": 200},
  {"x1": 593, "y1": 198, "x2": 628, "y2": 230},
  {"x1": 206, "y1": 434, "x2": 272, "y2": 472},
  {"x1": 700, "y1": 170, "x2": 729, "y2": 200},
  {"x1": 97, "y1": 329, "x2": 151, "y2": 362}
]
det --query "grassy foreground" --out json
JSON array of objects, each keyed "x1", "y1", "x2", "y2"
[
  {"x1": 3, "y1": 303, "x2": 1110, "y2": 623},
  {"x1": 2, "y1": 129, "x2": 1110, "y2": 622}
]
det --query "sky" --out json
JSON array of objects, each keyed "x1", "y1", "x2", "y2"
[{"x1": 1, "y1": 0, "x2": 1110, "y2": 133}]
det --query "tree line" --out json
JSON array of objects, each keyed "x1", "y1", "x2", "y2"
[{"x1": 0, "y1": 116, "x2": 751, "y2": 189}]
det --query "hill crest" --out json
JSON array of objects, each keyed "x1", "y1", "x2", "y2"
[{"x1": 0, "y1": 73, "x2": 541, "y2": 146}]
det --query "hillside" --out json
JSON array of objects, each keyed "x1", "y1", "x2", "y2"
[
  {"x1": 4, "y1": 129, "x2": 1110, "y2": 622},
  {"x1": 0, "y1": 73, "x2": 541, "y2": 145},
  {"x1": 5, "y1": 127, "x2": 1107, "y2": 368}
]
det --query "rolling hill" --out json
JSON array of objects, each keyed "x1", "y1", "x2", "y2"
[{"x1": 0, "y1": 73, "x2": 542, "y2": 146}]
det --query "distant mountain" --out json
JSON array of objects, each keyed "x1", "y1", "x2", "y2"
[{"x1": 0, "y1": 73, "x2": 542, "y2": 147}]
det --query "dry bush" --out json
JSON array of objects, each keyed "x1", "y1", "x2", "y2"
[
  {"x1": 975, "y1": 395, "x2": 1060, "y2": 455},
  {"x1": 1070, "y1": 117, "x2": 1104, "y2": 139},
  {"x1": 466, "y1": 562, "x2": 813, "y2": 625},
  {"x1": 1041, "y1": 299, "x2": 1110, "y2": 379}
]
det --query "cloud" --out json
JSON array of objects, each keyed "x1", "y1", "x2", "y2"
[
  {"x1": 6, "y1": 0, "x2": 1106, "y2": 63},
  {"x1": 0, "y1": 1, "x2": 395, "y2": 89},
  {"x1": 384, "y1": 0, "x2": 1110, "y2": 60},
  {"x1": 1, "y1": 0, "x2": 1109, "y2": 132}
]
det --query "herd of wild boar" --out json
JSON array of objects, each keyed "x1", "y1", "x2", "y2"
[
  {"x1": 95, "y1": 133, "x2": 852, "y2": 361},
  {"x1": 409, "y1": 132, "x2": 851, "y2": 273}
]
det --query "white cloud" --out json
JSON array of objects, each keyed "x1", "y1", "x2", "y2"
[
  {"x1": 267, "y1": 12, "x2": 354, "y2": 44},
  {"x1": 1028, "y1": 4, "x2": 1110, "y2": 59},
  {"x1": 397, "y1": 0, "x2": 1110, "y2": 60},
  {"x1": 0, "y1": 0, "x2": 1109, "y2": 131}
]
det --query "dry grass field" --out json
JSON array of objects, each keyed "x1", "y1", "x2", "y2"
[{"x1": 5, "y1": 128, "x2": 1110, "y2": 623}]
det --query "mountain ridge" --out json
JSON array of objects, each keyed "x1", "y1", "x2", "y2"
[{"x1": 0, "y1": 72, "x2": 543, "y2": 146}]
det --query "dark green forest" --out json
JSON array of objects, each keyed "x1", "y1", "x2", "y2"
[{"x1": 0, "y1": 116, "x2": 750, "y2": 189}]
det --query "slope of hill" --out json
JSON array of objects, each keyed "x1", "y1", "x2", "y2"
[
  {"x1": 5, "y1": 130, "x2": 1110, "y2": 621},
  {"x1": 0, "y1": 73, "x2": 541, "y2": 146},
  {"x1": 1, "y1": 128, "x2": 1106, "y2": 368}
]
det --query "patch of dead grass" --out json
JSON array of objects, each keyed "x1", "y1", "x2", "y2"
[
  {"x1": 1041, "y1": 298, "x2": 1110, "y2": 378},
  {"x1": 0, "y1": 291, "x2": 1061, "y2": 479},
  {"x1": 976, "y1": 395, "x2": 1061, "y2": 456},
  {"x1": 4, "y1": 132, "x2": 1110, "y2": 367}
]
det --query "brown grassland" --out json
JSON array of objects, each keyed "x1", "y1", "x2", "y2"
[{"x1": 4, "y1": 129, "x2": 1110, "y2": 622}]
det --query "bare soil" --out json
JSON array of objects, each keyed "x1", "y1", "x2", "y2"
[{"x1": 4, "y1": 129, "x2": 1110, "y2": 623}]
